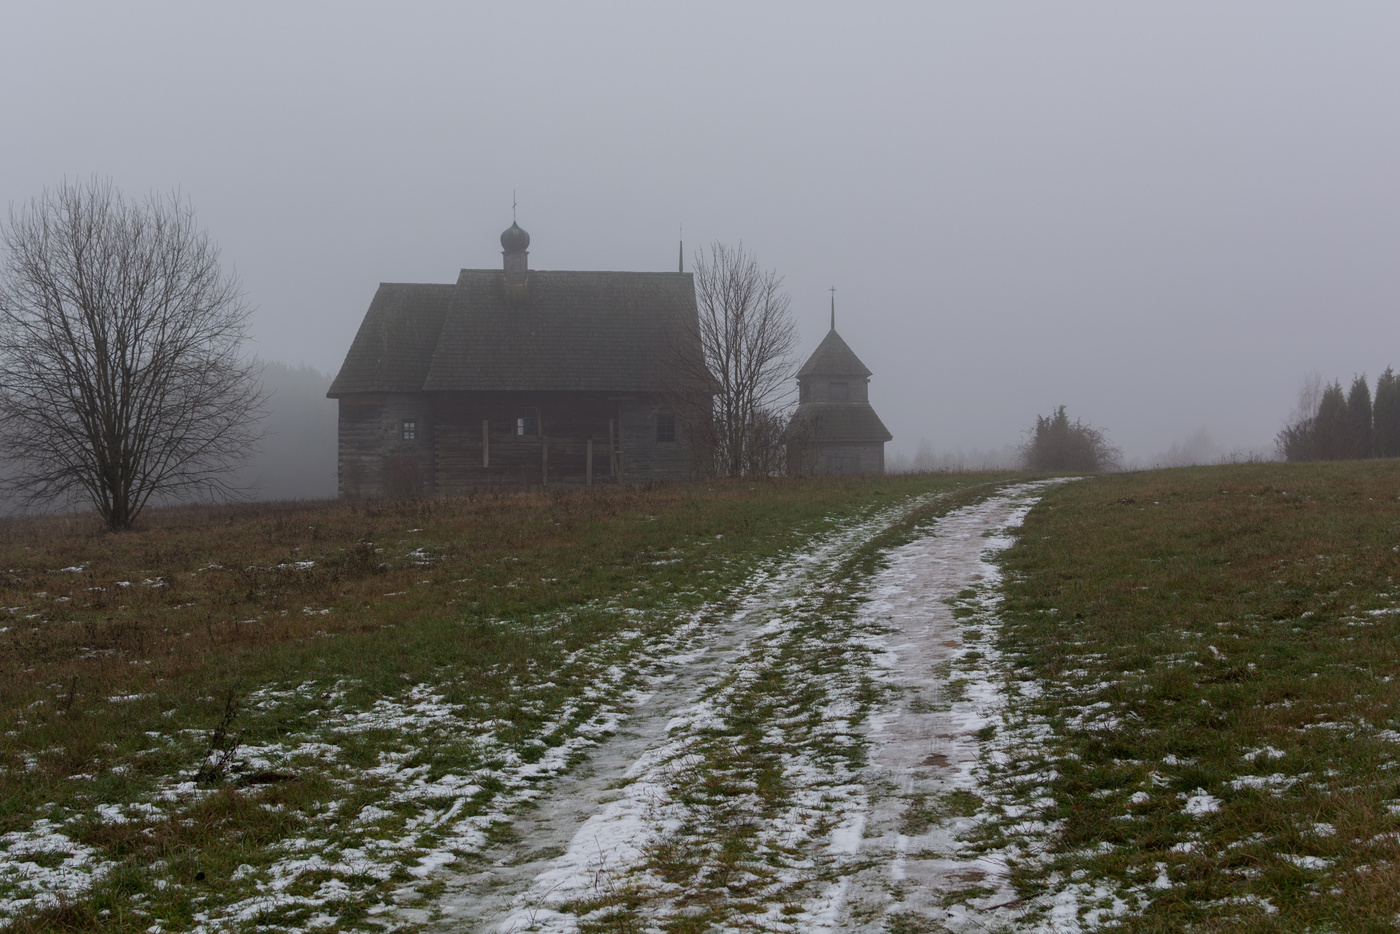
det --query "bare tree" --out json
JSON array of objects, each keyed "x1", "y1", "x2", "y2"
[
  {"x1": 0, "y1": 178, "x2": 263, "y2": 529},
  {"x1": 1276, "y1": 371, "x2": 1324, "y2": 461},
  {"x1": 670, "y1": 242, "x2": 798, "y2": 477}
]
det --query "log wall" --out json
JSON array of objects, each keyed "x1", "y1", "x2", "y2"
[
  {"x1": 814, "y1": 441, "x2": 885, "y2": 476},
  {"x1": 336, "y1": 393, "x2": 435, "y2": 498},
  {"x1": 428, "y1": 391, "x2": 690, "y2": 494}
]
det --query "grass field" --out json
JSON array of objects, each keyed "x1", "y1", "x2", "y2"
[
  {"x1": 2, "y1": 462, "x2": 1397, "y2": 932},
  {"x1": 960, "y1": 460, "x2": 1400, "y2": 932},
  {"x1": 0, "y1": 474, "x2": 1004, "y2": 932}
]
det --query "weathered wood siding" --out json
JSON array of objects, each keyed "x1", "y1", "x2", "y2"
[
  {"x1": 336, "y1": 393, "x2": 435, "y2": 498},
  {"x1": 426, "y1": 392, "x2": 690, "y2": 493},
  {"x1": 617, "y1": 399, "x2": 689, "y2": 481},
  {"x1": 814, "y1": 441, "x2": 885, "y2": 476}
]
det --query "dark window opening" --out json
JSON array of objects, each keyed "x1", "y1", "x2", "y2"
[
  {"x1": 656, "y1": 412, "x2": 677, "y2": 443},
  {"x1": 402, "y1": 420, "x2": 416, "y2": 441},
  {"x1": 515, "y1": 408, "x2": 539, "y2": 438}
]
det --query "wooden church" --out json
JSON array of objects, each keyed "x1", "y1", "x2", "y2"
[
  {"x1": 327, "y1": 221, "x2": 702, "y2": 497},
  {"x1": 784, "y1": 297, "x2": 892, "y2": 475}
]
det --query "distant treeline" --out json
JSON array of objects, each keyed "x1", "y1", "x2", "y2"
[{"x1": 1278, "y1": 369, "x2": 1400, "y2": 461}]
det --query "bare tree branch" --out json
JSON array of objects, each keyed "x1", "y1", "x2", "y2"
[
  {"x1": 0, "y1": 178, "x2": 265, "y2": 529},
  {"x1": 667, "y1": 242, "x2": 797, "y2": 478}
]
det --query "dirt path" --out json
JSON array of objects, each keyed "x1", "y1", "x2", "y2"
[
  {"x1": 427, "y1": 494, "x2": 944, "y2": 932},
  {"x1": 821, "y1": 482, "x2": 1057, "y2": 932},
  {"x1": 427, "y1": 482, "x2": 1055, "y2": 933}
]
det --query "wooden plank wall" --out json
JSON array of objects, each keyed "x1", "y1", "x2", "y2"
[
  {"x1": 336, "y1": 393, "x2": 435, "y2": 498},
  {"x1": 618, "y1": 399, "x2": 688, "y2": 481},
  {"x1": 338, "y1": 391, "x2": 695, "y2": 497},
  {"x1": 431, "y1": 392, "x2": 689, "y2": 492},
  {"x1": 815, "y1": 442, "x2": 886, "y2": 476}
]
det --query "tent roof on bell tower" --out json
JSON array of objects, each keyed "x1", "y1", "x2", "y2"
[{"x1": 796, "y1": 329, "x2": 872, "y2": 379}]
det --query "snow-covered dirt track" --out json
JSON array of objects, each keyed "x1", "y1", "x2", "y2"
[{"x1": 430, "y1": 482, "x2": 1060, "y2": 933}]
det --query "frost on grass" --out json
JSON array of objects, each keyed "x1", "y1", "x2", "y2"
[
  {"x1": 0, "y1": 589, "x2": 723, "y2": 929},
  {"x1": 958, "y1": 476, "x2": 1400, "y2": 930},
  {"x1": 0, "y1": 821, "x2": 111, "y2": 921},
  {"x1": 196, "y1": 618, "x2": 721, "y2": 929},
  {"x1": 858, "y1": 481, "x2": 1151, "y2": 933}
]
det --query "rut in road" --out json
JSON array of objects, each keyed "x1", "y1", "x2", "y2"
[{"x1": 819, "y1": 480, "x2": 1062, "y2": 932}]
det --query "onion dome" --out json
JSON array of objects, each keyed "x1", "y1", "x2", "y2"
[{"x1": 500, "y1": 221, "x2": 530, "y2": 252}]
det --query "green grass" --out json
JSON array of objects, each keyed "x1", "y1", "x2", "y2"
[{"x1": 980, "y1": 461, "x2": 1400, "y2": 932}]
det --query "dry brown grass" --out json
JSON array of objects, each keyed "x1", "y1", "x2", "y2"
[{"x1": 0, "y1": 483, "x2": 829, "y2": 724}]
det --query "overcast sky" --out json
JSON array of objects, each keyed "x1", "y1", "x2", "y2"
[{"x1": 4, "y1": 2, "x2": 1398, "y2": 463}]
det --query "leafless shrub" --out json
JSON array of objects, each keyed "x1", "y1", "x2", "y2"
[
  {"x1": 1276, "y1": 372, "x2": 1324, "y2": 462},
  {"x1": 195, "y1": 682, "x2": 244, "y2": 785},
  {"x1": 0, "y1": 178, "x2": 264, "y2": 529}
]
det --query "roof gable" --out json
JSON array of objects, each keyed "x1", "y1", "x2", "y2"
[{"x1": 327, "y1": 283, "x2": 455, "y2": 396}]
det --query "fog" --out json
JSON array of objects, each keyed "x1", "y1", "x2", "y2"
[
  {"x1": 4, "y1": 3, "x2": 1398, "y2": 484},
  {"x1": 233, "y1": 363, "x2": 337, "y2": 501}
]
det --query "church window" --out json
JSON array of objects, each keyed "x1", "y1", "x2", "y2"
[
  {"x1": 402, "y1": 420, "x2": 416, "y2": 441},
  {"x1": 656, "y1": 412, "x2": 676, "y2": 443},
  {"x1": 515, "y1": 408, "x2": 539, "y2": 438}
]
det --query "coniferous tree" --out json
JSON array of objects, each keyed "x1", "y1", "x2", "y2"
[
  {"x1": 1276, "y1": 421, "x2": 1315, "y2": 461},
  {"x1": 1374, "y1": 367, "x2": 1400, "y2": 458},
  {"x1": 1312, "y1": 382, "x2": 1348, "y2": 460},
  {"x1": 1020, "y1": 405, "x2": 1121, "y2": 472},
  {"x1": 1345, "y1": 375, "x2": 1373, "y2": 459}
]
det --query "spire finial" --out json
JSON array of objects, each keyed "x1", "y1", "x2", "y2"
[
  {"x1": 512, "y1": 189, "x2": 517, "y2": 222},
  {"x1": 829, "y1": 286, "x2": 837, "y2": 331},
  {"x1": 679, "y1": 223, "x2": 684, "y2": 273}
]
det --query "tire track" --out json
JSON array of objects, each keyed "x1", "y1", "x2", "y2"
[{"x1": 428, "y1": 494, "x2": 941, "y2": 932}]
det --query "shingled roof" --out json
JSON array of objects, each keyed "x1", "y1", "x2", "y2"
[
  {"x1": 786, "y1": 401, "x2": 893, "y2": 442},
  {"x1": 796, "y1": 329, "x2": 873, "y2": 379},
  {"x1": 327, "y1": 283, "x2": 455, "y2": 396},
  {"x1": 328, "y1": 270, "x2": 698, "y2": 397}
]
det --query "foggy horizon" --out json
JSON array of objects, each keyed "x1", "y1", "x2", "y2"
[{"x1": 5, "y1": 3, "x2": 1398, "y2": 469}]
